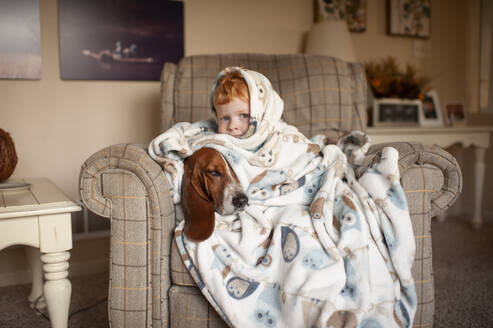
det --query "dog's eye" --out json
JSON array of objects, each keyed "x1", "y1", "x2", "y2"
[{"x1": 207, "y1": 170, "x2": 222, "y2": 177}]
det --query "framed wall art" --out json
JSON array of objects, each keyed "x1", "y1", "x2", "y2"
[
  {"x1": 58, "y1": 0, "x2": 184, "y2": 81},
  {"x1": 315, "y1": 0, "x2": 367, "y2": 32},
  {"x1": 373, "y1": 98, "x2": 422, "y2": 127},
  {"x1": 346, "y1": 0, "x2": 367, "y2": 32},
  {"x1": 387, "y1": 0, "x2": 430, "y2": 38},
  {"x1": 0, "y1": 0, "x2": 41, "y2": 80}
]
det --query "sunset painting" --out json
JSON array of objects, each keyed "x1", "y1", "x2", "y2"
[
  {"x1": 59, "y1": 0, "x2": 184, "y2": 81},
  {"x1": 0, "y1": 0, "x2": 41, "y2": 80}
]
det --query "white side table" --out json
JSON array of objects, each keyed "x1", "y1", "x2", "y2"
[
  {"x1": 367, "y1": 126, "x2": 493, "y2": 229},
  {"x1": 0, "y1": 177, "x2": 81, "y2": 328}
]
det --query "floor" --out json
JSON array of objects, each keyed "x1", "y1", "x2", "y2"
[{"x1": 0, "y1": 214, "x2": 492, "y2": 327}]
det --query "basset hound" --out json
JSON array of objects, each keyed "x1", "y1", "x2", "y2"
[{"x1": 181, "y1": 147, "x2": 248, "y2": 242}]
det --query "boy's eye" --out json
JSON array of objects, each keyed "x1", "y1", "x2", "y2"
[
  {"x1": 240, "y1": 114, "x2": 250, "y2": 119},
  {"x1": 220, "y1": 116, "x2": 230, "y2": 121}
]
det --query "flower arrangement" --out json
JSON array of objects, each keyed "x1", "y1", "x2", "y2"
[{"x1": 365, "y1": 56, "x2": 429, "y2": 100}]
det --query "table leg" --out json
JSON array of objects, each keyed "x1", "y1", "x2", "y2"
[
  {"x1": 41, "y1": 251, "x2": 71, "y2": 328},
  {"x1": 24, "y1": 246, "x2": 46, "y2": 309},
  {"x1": 472, "y1": 147, "x2": 486, "y2": 229}
]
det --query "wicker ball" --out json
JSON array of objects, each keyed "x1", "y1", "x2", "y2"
[{"x1": 0, "y1": 129, "x2": 18, "y2": 182}]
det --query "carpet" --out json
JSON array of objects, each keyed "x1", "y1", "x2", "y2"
[
  {"x1": 431, "y1": 215, "x2": 493, "y2": 328},
  {"x1": 0, "y1": 214, "x2": 491, "y2": 327},
  {"x1": 0, "y1": 270, "x2": 108, "y2": 328}
]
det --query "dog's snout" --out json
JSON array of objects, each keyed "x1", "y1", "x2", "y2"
[{"x1": 233, "y1": 194, "x2": 248, "y2": 209}]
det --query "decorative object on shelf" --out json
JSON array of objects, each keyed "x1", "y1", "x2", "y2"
[
  {"x1": 59, "y1": 0, "x2": 183, "y2": 81},
  {"x1": 365, "y1": 56, "x2": 430, "y2": 127},
  {"x1": 445, "y1": 102, "x2": 467, "y2": 126},
  {"x1": 0, "y1": 129, "x2": 18, "y2": 182},
  {"x1": 0, "y1": 0, "x2": 41, "y2": 80},
  {"x1": 365, "y1": 56, "x2": 429, "y2": 99},
  {"x1": 315, "y1": 0, "x2": 367, "y2": 32},
  {"x1": 420, "y1": 90, "x2": 444, "y2": 127},
  {"x1": 387, "y1": 0, "x2": 430, "y2": 38},
  {"x1": 373, "y1": 98, "x2": 422, "y2": 127}
]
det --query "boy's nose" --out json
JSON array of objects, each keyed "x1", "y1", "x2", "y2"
[{"x1": 229, "y1": 118, "x2": 240, "y2": 130}]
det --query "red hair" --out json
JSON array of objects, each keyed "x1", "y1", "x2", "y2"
[{"x1": 213, "y1": 71, "x2": 249, "y2": 108}]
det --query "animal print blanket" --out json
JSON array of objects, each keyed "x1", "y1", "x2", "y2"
[{"x1": 148, "y1": 67, "x2": 416, "y2": 327}]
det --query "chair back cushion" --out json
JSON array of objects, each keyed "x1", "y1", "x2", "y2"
[{"x1": 161, "y1": 54, "x2": 367, "y2": 141}]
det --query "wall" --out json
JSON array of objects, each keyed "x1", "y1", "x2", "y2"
[
  {"x1": 0, "y1": 0, "x2": 472, "y2": 201},
  {"x1": 1, "y1": 0, "x2": 161, "y2": 202},
  {"x1": 0, "y1": 0, "x2": 314, "y2": 285},
  {"x1": 0, "y1": 0, "x2": 487, "y2": 283},
  {"x1": 185, "y1": 1, "x2": 311, "y2": 55}
]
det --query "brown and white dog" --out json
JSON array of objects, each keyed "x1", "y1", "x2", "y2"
[{"x1": 181, "y1": 147, "x2": 248, "y2": 242}]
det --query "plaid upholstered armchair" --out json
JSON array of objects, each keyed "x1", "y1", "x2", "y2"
[{"x1": 79, "y1": 54, "x2": 462, "y2": 328}]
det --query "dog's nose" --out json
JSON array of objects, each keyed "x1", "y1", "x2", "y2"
[{"x1": 233, "y1": 194, "x2": 248, "y2": 209}]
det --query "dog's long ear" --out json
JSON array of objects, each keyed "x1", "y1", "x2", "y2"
[{"x1": 181, "y1": 155, "x2": 215, "y2": 242}]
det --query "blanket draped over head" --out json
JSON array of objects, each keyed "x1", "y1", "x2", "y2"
[{"x1": 149, "y1": 67, "x2": 417, "y2": 327}]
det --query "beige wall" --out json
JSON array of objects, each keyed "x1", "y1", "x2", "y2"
[
  {"x1": 0, "y1": 0, "x2": 471, "y2": 201},
  {"x1": 0, "y1": 0, "x2": 489, "y2": 281},
  {"x1": 1, "y1": 0, "x2": 161, "y2": 202},
  {"x1": 185, "y1": 0, "x2": 312, "y2": 55}
]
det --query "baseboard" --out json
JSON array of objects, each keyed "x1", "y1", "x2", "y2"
[{"x1": 0, "y1": 257, "x2": 109, "y2": 288}]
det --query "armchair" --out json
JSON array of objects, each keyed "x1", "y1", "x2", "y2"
[{"x1": 79, "y1": 54, "x2": 462, "y2": 328}]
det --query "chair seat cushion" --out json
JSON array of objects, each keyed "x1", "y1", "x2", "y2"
[
  {"x1": 171, "y1": 236, "x2": 196, "y2": 286},
  {"x1": 169, "y1": 285, "x2": 227, "y2": 327}
]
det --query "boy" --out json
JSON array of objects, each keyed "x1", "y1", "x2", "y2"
[{"x1": 212, "y1": 70, "x2": 251, "y2": 138}]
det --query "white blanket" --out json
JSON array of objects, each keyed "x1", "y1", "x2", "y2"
[{"x1": 149, "y1": 67, "x2": 416, "y2": 327}]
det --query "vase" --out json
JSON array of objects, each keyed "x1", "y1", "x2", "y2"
[{"x1": 0, "y1": 129, "x2": 18, "y2": 182}]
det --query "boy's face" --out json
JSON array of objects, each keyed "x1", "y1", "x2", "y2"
[{"x1": 215, "y1": 97, "x2": 250, "y2": 138}]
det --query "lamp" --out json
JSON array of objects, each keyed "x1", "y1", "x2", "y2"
[{"x1": 304, "y1": 20, "x2": 357, "y2": 63}]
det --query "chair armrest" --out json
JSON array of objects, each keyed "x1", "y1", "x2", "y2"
[
  {"x1": 79, "y1": 143, "x2": 174, "y2": 327},
  {"x1": 79, "y1": 143, "x2": 173, "y2": 219},
  {"x1": 360, "y1": 142, "x2": 462, "y2": 218}
]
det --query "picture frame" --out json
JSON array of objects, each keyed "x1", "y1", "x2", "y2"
[
  {"x1": 387, "y1": 0, "x2": 431, "y2": 38},
  {"x1": 420, "y1": 90, "x2": 444, "y2": 127},
  {"x1": 373, "y1": 98, "x2": 422, "y2": 127},
  {"x1": 346, "y1": 0, "x2": 367, "y2": 32},
  {"x1": 445, "y1": 102, "x2": 467, "y2": 126},
  {"x1": 315, "y1": 0, "x2": 367, "y2": 32},
  {"x1": 58, "y1": 0, "x2": 184, "y2": 81},
  {"x1": 0, "y1": 0, "x2": 41, "y2": 80}
]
